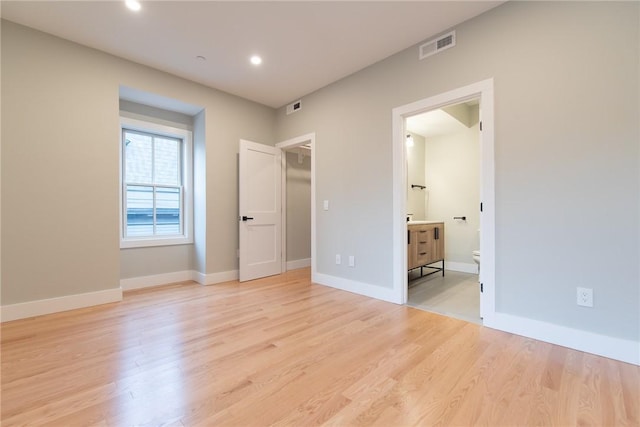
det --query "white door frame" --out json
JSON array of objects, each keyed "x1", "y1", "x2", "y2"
[
  {"x1": 275, "y1": 133, "x2": 316, "y2": 279},
  {"x1": 391, "y1": 79, "x2": 495, "y2": 322}
]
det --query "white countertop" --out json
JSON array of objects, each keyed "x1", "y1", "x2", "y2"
[{"x1": 407, "y1": 220, "x2": 444, "y2": 225}]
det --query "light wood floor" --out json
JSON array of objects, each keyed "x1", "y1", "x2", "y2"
[{"x1": 2, "y1": 268, "x2": 638, "y2": 426}]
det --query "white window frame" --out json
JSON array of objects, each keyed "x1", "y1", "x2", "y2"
[{"x1": 120, "y1": 116, "x2": 193, "y2": 248}]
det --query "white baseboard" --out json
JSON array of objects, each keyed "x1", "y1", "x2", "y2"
[
  {"x1": 313, "y1": 272, "x2": 401, "y2": 304},
  {"x1": 121, "y1": 269, "x2": 239, "y2": 289},
  {"x1": 314, "y1": 271, "x2": 638, "y2": 365},
  {"x1": 120, "y1": 270, "x2": 194, "y2": 291},
  {"x1": 1, "y1": 288, "x2": 123, "y2": 323},
  {"x1": 194, "y1": 269, "x2": 238, "y2": 286},
  {"x1": 445, "y1": 261, "x2": 478, "y2": 274},
  {"x1": 2, "y1": 267, "x2": 240, "y2": 322},
  {"x1": 8, "y1": 269, "x2": 634, "y2": 366},
  {"x1": 287, "y1": 258, "x2": 311, "y2": 270},
  {"x1": 484, "y1": 312, "x2": 640, "y2": 366}
]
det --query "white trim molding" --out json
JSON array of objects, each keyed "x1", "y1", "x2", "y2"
[
  {"x1": 120, "y1": 270, "x2": 195, "y2": 291},
  {"x1": 120, "y1": 269, "x2": 239, "y2": 291},
  {"x1": 286, "y1": 258, "x2": 312, "y2": 270},
  {"x1": 484, "y1": 313, "x2": 640, "y2": 366},
  {"x1": 1, "y1": 288, "x2": 123, "y2": 323},
  {"x1": 314, "y1": 273, "x2": 400, "y2": 304},
  {"x1": 194, "y1": 270, "x2": 238, "y2": 286},
  {"x1": 444, "y1": 261, "x2": 478, "y2": 274},
  {"x1": 1, "y1": 268, "x2": 242, "y2": 322},
  {"x1": 392, "y1": 78, "x2": 495, "y2": 317}
]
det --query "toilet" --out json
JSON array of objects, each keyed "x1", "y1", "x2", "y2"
[
  {"x1": 472, "y1": 229, "x2": 480, "y2": 273},
  {"x1": 472, "y1": 250, "x2": 480, "y2": 269}
]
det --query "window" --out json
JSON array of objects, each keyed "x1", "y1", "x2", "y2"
[{"x1": 120, "y1": 117, "x2": 193, "y2": 248}]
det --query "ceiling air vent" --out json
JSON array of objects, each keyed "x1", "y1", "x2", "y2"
[{"x1": 419, "y1": 30, "x2": 456, "y2": 60}]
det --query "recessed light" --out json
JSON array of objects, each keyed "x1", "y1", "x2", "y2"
[
  {"x1": 250, "y1": 55, "x2": 262, "y2": 66},
  {"x1": 125, "y1": 0, "x2": 141, "y2": 12}
]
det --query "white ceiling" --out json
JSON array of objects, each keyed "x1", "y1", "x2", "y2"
[
  {"x1": 1, "y1": 1, "x2": 503, "y2": 108},
  {"x1": 406, "y1": 99, "x2": 479, "y2": 138},
  {"x1": 406, "y1": 109, "x2": 467, "y2": 139}
]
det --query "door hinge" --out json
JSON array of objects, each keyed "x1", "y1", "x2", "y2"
[
  {"x1": 480, "y1": 282, "x2": 484, "y2": 293},
  {"x1": 480, "y1": 202, "x2": 483, "y2": 212},
  {"x1": 480, "y1": 121, "x2": 483, "y2": 131}
]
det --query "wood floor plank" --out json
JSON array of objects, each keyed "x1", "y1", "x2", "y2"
[{"x1": 2, "y1": 268, "x2": 638, "y2": 426}]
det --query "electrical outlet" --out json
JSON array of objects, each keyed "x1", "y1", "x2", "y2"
[
  {"x1": 348, "y1": 256, "x2": 355, "y2": 267},
  {"x1": 577, "y1": 287, "x2": 593, "y2": 307},
  {"x1": 335, "y1": 254, "x2": 341, "y2": 265}
]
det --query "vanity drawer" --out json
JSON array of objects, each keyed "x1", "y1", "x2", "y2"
[
  {"x1": 407, "y1": 222, "x2": 444, "y2": 270},
  {"x1": 415, "y1": 243, "x2": 430, "y2": 265}
]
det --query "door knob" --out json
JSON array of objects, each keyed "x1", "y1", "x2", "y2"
[{"x1": 241, "y1": 216, "x2": 254, "y2": 221}]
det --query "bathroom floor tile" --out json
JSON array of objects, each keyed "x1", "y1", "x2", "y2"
[{"x1": 407, "y1": 270, "x2": 481, "y2": 324}]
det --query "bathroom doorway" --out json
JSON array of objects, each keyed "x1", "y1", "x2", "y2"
[
  {"x1": 405, "y1": 99, "x2": 481, "y2": 324},
  {"x1": 391, "y1": 79, "x2": 496, "y2": 323}
]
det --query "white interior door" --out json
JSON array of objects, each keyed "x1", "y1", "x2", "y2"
[{"x1": 239, "y1": 140, "x2": 282, "y2": 282}]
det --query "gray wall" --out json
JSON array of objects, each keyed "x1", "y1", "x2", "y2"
[
  {"x1": 120, "y1": 100, "x2": 194, "y2": 131},
  {"x1": 1, "y1": 20, "x2": 275, "y2": 304},
  {"x1": 275, "y1": 2, "x2": 639, "y2": 341},
  {"x1": 285, "y1": 151, "x2": 311, "y2": 262}
]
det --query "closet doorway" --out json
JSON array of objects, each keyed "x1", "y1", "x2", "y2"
[{"x1": 276, "y1": 134, "x2": 316, "y2": 276}]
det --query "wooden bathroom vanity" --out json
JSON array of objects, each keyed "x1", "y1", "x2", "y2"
[{"x1": 407, "y1": 221, "x2": 444, "y2": 277}]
